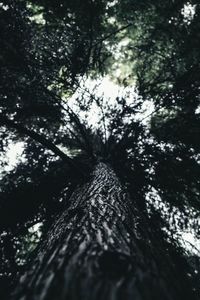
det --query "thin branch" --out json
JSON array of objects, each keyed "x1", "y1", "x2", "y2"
[
  {"x1": 93, "y1": 23, "x2": 133, "y2": 47},
  {"x1": 0, "y1": 114, "x2": 75, "y2": 167},
  {"x1": 43, "y1": 87, "x2": 95, "y2": 156},
  {"x1": 60, "y1": 102, "x2": 95, "y2": 159}
]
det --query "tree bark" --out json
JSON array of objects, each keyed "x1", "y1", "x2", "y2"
[{"x1": 13, "y1": 163, "x2": 196, "y2": 300}]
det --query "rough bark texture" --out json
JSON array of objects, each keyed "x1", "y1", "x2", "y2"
[{"x1": 13, "y1": 163, "x2": 195, "y2": 300}]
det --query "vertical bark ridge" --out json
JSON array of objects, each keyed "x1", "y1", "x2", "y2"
[{"x1": 13, "y1": 163, "x2": 196, "y2": 300}]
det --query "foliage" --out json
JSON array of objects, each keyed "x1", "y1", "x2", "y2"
[{"x1": 0, "y1": 0, "x2": 200, "y2": 299}]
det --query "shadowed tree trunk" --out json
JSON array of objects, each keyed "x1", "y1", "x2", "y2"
[{"x1": 13, "y1": 163, "x2": 196, "y2": 300}]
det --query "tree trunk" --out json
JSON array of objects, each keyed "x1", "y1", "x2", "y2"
[{"x1": 13, "y1": 163, "x2": 196, "y2": 300}]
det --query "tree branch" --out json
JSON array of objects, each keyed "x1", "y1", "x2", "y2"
[
  {"x1": 94, "y1": 23, "x2": 133, "y2": 47},
  {"x1": 0, "y1": 114, "x2": 74, "y2": 166}
]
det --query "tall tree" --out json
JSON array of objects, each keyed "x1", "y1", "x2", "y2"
[{"x1": 0, "y1": 0, "x2": 200, "y2": 299}]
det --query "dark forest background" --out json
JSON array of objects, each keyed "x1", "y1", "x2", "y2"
[{"x1": 0, "y1": 0, "x2": 200, "y2": 299}]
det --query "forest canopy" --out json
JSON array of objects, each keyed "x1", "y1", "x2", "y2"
[{"x1": 0, "y1": 0, "x2": 200, "y2": 299}]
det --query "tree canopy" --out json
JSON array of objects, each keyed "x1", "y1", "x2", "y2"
[{"x1": 0, "y1": 0, "x2": 200, "y2": 299}]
